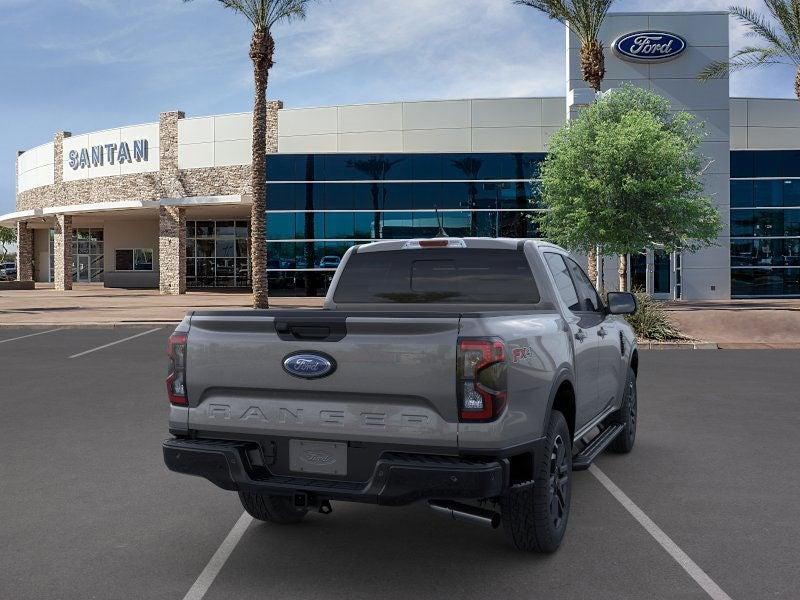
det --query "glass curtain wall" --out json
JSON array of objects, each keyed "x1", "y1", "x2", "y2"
[
  {"x1": 265, "y1": 153, "x2": 546, "y2": 295},
  {"x1": 186, "y1": 220, "x2": 251, "y2": 288},
  {"x1": 731, "y1": 151, "x2": 800, "y2": 297}
]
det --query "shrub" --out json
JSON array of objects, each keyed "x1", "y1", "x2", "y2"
[{"x1": 625, "y1": 290, "x2": 688, "y2": 341}]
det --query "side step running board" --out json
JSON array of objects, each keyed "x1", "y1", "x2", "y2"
[{"x1": 572, "y1": 423, "x2": 624, "y2": 471}]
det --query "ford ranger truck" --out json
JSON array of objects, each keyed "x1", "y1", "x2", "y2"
[{"x1": 163, "y1": 238, "x2": 639, "y2": 553}]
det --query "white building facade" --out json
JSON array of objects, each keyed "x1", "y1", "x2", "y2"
[{"x1": 3, "y1": 11, "x2": 799, "y2": 299}]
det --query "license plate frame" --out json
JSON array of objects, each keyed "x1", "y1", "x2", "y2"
[{"x1": 289, "y1": 439, "x2": 348, "y2": 476}]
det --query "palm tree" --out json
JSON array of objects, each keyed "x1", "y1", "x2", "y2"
[
  {"x1": 348, "y1": 157, "x2": 404, "y2": 240},
  {"x1": 699, "y1": 2, "x2": 800, "y2": 101},
  {"x1": 515, "y1": 0, "x2": 615, "y2": 92},
  {"x1": 451, "y1": 158, "x2": 483, "y2": 235},
  {"x1": 515, "y1": 0, "x2": 615, "y2": 288},
  {"x1": 185, "y1": 0, "x2": 314, "y2": 309}
]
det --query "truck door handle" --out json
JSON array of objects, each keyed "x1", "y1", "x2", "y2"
[
  {"x1": 574, "y1": 330, "x2": 587, "y2": 342},
  {"x1": 598, "y1": 327, "x2": 608, "y2": 338}
]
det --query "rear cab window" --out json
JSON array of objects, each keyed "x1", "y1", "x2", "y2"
[
  {"x1": 333, "y1": 248, "x2": 540, "y2": 304},
  {"x1": 543, "y1": 252, "x2": 603, "y2": 313}
]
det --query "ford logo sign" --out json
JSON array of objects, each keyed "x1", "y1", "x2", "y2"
[
  {"x1": 282, "y1": 352, "x2": 336, "y2": 379},
  {"x1": 613, "y1": 31, "x2": 686, "y2": 63}
]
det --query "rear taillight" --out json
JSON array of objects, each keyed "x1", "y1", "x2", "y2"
[
  {"x1": 457, "y1": 337, "x2": 507, "y2": 422},
  {"x1": 167, "y1": 332, "x2": 188, "y2": 406}
]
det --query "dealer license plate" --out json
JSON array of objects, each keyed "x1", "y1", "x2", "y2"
[{"x1": 289, "y1": 439, "x2": 347, "y2": 476}]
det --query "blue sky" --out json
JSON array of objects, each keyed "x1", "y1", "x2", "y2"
[{"x1": 1, "y1": 0, "x2": 797, "y2": 216}]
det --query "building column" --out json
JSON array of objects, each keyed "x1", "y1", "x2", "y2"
[
  {"x1": 159, "y1": 206, "x2": 185, "y2": 295},
  {"x1": 158, "y1": 111, "x2": 187, "y2": 295},
  {"x1": 159, "y1": 111, "x2": 186, "y2": 200},
  {"x1": 53, "y1": 214, "x2": 73, "y2": 291},
  {"x1": 16, "y1": 221, "x2": 33, "y2": 282}
]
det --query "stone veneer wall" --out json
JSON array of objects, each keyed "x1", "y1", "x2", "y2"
[
  {"x1": 15, "y1": 222, "x2": 33, "y2": 281},
  {"x1": 181, "y1": 165, "x2": 251, "y2": 197},
  {"x1": 158, "y1": 206, "x2": 186, "y2": 295},
  {"x1": 53, "y1": 214, "x2": 73, "y2": 291}
]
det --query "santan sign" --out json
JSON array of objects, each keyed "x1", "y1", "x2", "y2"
[
  {"x1": 613, "y1": 31, "x2": 687, "y2": 62},
  {"x1": 68, "y1": 139, "x2": 149, "y2": 170}
]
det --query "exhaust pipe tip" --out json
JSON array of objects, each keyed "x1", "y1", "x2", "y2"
[{"x1": 428, "y1": 500, "x2": 501, "y2": 529}]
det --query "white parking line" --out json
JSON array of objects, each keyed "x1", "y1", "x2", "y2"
[
  {"x1": 68, "y1": 328, "x2": 162, "y2": 359},
  {"x1": 0, "y1": 329, "x2": 63, "y2": 345},
  {"x1": 589, "y1": 465, "x2": 733, "y2": 600},
  {"x1": 183, "y1": 512, "x2": 253, "y2": 600}
]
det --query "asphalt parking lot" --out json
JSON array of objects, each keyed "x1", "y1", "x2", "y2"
[{"x1": 1, "y1": 327, "x2": 798, "y2": 600}]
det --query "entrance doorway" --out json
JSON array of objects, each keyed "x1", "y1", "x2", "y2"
[
  {"x1": 72, "y1": 228, "x2": 104, "y2": 283},
  {"x1": 631, "y1": 252, "x2": 647, "y2": 291},
  {"x1": 653, "y1": 249, "x2": 671, "y2": 299},
  {"x1": 76, "y1": 256, "x2": 90, "y2": 282},
  {"x1": 627, "y1": 248, "x2": 680, "y2": 299}
]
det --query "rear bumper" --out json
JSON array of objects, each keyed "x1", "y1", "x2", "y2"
[{"x1": 163, "y1": 438, "x2": 510, "y2": 506}]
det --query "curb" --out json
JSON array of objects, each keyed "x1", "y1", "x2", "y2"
[
  {"x1": 638, "y1": 341, "x2": 719, "y2": 350},
  {"x1": 717, "y1": 342, "x2": 800, "y2": 350}
]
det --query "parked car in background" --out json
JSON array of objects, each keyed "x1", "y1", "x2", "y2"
[
  {"x1": 163, "y1": 238, "x2": 639, "y2": 553},
  {"x1": 319, "y1": 256, "x2": 341, "y2": 269},
  {"x1": 1, "y1": 262, "x2": 16, "y2": 281}
]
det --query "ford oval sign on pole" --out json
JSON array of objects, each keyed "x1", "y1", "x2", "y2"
[
  {"x1": 283, "y1": 352, "x2": 336, "y2": 379},
  {"x1": 613, "y1": 31, "x2": 687, "y2": 63}
]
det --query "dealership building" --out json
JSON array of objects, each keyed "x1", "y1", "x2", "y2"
[{"x1": 3, "y1": 10, "x2": 800, "y2": 299}]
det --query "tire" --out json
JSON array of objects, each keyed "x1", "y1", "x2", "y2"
[
  {"x1": 609, "y1": 367, "x2": 637, "y2": 454},
  {"x1": 500, "y1": 410, "x2": 572, "y2": 553},
  {"x1": 238, "y1": 491, "x2": 308, "y2": 524}
]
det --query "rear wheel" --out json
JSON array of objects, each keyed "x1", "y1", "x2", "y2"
[
  {"x1": 500, "y1": 410, "x2": 572, "y2": 553},
  {"x1": 609, "y1": 367, "x2": 637, "y2": 454},
  {"x1": 238, "y1": 491, "x2": 308, "y2": 524}
]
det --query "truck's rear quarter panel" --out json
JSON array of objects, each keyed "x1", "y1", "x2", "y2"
[{"x1": 458, "y1": 312, "x2": 571, "y2": 451}]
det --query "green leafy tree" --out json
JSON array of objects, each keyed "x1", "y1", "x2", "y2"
[
  {"x1": 184, "y1": 0, "x2": 315, "y2": 308},
  {"x1": 0, "y1": 226, "x2": 15, "y2": 264},
  {"x1": 537, "y1": 84, "x2": 722, "y2": 291},
  {"x1": 515, "y1": 0, "x2": 616, "y2": 284},
  {"x1": 699, "y1": 2, "x2": 800, "y2": 100}
]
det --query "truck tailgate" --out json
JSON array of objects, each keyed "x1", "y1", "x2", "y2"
[{"x1": 185, "y1": 311, "x2": 461, "y2": 448}]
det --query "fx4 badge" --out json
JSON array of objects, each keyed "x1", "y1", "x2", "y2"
[{"x1": 512, "y1": 346, "x2": 533, "y2": 363}]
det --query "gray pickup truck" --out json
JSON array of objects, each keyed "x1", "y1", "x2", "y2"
[{"x1": 163, "y1": 238, "x2": 638, "y2": 553}]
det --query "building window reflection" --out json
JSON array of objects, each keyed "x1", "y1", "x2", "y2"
[
  {"x1": 186, "y1": 220, "x2": 250, "y2": 288},
  {"x1": 731, "y1": 150, "x2": 800, "y2": 297},
  {"x1": 263, "y1": 152, "x2": 542, "y2": 296}
]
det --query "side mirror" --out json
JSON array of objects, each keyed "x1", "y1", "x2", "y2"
[{"x1": 607, "y1": 292, "x2": 637, "y2": 315}]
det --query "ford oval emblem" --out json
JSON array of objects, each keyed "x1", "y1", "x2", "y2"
[
  {"x1": 282, "y1": 352, "x2": 336, "y2": 379},
  {"x1": 613, "y1": 31, "x2": 686, "y2": 63}
]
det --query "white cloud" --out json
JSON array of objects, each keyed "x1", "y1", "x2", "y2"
[
  {"x1": 267, "y1": 0, "x2": 566, "y2": 102},
  {"x1": 263, "y1": 0, "x2": 796, "y2": 104}
]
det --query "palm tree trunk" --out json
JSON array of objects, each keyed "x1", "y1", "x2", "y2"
[
  {"x1": 581, "y1": 38, "x2": 604, "y2": 289},
  {"x1": 796, "y1": 67, "x2": 800, "y2": 102},
  {"x1": 249, "y1": 29, "x2": 274, "y2": 309},
  {"x1": 580, "y1": 40, "x2": 605, "y2": 92},
  {"x1": 371, "y1": 183, "x2": 381, "y2": 240},
  {"x1": 618, "y1": 254, "x2": 627, "y2": 292}
]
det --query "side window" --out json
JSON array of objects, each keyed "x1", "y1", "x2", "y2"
[
  {"x1": 564, "y1": 258, "x2": 602, "y2": 313},
  {"x1": 544, "y1": 253, "x2": 581, "y2": 312}
]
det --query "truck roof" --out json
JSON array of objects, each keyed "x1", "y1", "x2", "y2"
[{"x1": 353, "y1": 237, "x2": 565, "y2": 253}]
